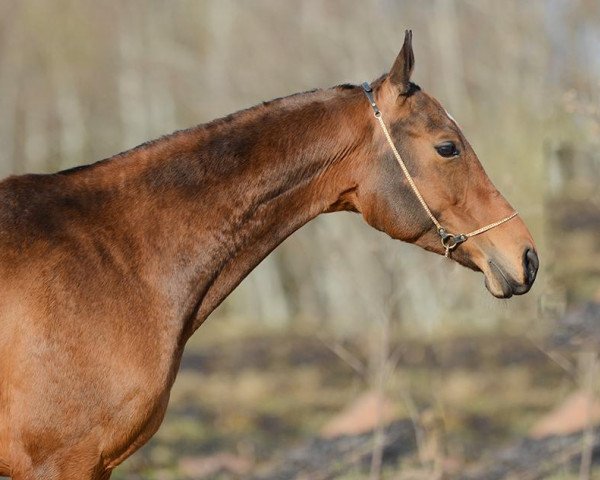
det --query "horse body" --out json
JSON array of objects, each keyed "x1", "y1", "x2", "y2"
[
  {"x1": 0, "y1": 88, "x2": 367, "y2": 478},
  {"x1": 0, "y1": 32, "x2": 538, "y2": 479},
  {"x1": 0, "y1": 176, "x2": 183, "y2": 477}
]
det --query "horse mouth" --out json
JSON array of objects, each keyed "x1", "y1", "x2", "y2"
[{"x1": 484, "y1": 259, "x2": 532, "y2": 299}]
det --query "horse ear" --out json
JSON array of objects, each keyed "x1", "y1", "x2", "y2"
[{"x1": 389, "y1": 30, "x2": 415, "y2": 94}]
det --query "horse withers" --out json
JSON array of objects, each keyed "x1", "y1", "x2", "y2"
[{"x1": 0, "y1": 31, "x2": 537, "y2": 479}]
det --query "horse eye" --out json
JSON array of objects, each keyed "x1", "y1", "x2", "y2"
[{"x1": 435, "y1": 142, "x2": 460, "y2": 158}]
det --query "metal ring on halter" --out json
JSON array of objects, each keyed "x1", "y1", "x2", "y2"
[{"x1": 438, "y1": 229, "x2": 467, "y2": 251}]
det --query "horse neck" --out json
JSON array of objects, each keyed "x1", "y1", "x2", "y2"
[{"x1": 80, "y1": 87, "x2": 370, "y2": 335}]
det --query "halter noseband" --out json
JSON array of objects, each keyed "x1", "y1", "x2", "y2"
[{"x1": 362, "y1": 82, "x2": 518, "y2": 257}]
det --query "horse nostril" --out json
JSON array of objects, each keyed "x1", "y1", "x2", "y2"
[{"x1": 523, "y1": 248, "x2": 539, "y2": 286}]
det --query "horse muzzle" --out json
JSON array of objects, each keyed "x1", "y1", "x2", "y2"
[{"x1": 483, "y1": 247, "x2": 539, "y2": 299}]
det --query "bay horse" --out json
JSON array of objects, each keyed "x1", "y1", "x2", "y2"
[{"x1": 0, "y1": 31, "x2": 538, "y2": 479}]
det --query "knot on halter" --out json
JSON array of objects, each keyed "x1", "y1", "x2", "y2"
[{"x1": 361, "y1": 82, "x2": 518, "y2": 258}]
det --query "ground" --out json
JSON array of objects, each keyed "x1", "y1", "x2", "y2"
[{"x1": 109, "y1": 321, "x2": 599, "y2": 479}]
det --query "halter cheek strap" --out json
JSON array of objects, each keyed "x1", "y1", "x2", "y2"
[{"x1": 362, "y1": 82, "x2": 518, "y2": 257}]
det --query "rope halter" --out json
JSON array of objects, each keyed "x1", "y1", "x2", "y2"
[{"x1": 362, "y1": 82, "x2": 518, "y2": 257}]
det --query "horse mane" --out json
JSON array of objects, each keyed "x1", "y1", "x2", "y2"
[{"x1": 56, "y1": 83, "x2": 363, "y2": 177}]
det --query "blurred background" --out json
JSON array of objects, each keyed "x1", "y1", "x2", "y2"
[{"x1": 0, "y1": 1, "x2": 598, "y2": 479}]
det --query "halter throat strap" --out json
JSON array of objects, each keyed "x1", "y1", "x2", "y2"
[{"x1": 361, "y1": 82, "x2": 518, "y2": 257}]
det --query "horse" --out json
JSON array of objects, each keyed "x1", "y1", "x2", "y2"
[{"x1": 0, "y1": 31, "x2": 538, "y2": 479}]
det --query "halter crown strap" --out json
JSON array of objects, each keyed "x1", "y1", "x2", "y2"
[{"x1": 361, "y1": 82, "x2": 518, "y2": 257}]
